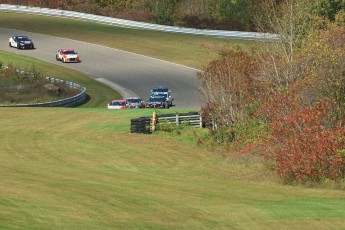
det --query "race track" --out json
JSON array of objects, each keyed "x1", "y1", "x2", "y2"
[{"x1": 0, "y1": 28, "x2": 202, "y2": 109}]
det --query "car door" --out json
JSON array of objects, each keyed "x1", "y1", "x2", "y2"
[
  {"x1": 11, "y1": 37, "x2": 17, "y2": 47},
  {"x1": 57, "y1": 50, "x2": 62, "y2": 59}
]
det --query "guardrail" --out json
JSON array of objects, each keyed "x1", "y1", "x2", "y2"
[
  {"x1": 0, "y1": 4, "x2": 279, "y2": 40},
  {"x1": 157, "y1": 112, "x2": 203, "y2": 128},
  {"x1": 0, "y1": 67, "x2": 87, "y2": 107},
  {"x1": 130, "y1": 112, "x2": 202, "y2": 134}
]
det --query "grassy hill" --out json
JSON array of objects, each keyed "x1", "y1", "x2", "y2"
[
  {"x1": 0, "y1": 13, "x2": 345, "y2": 230},
  {"x1": 1, "y1": 106, "x2": 345, "y2": 229}
]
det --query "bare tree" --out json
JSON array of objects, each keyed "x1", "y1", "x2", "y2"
[{"x1": 255, "y1": 0, "x2": 313, "y2": 89}]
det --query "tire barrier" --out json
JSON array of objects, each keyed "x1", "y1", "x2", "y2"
[{"x1": 130, "y1": 117, "x2": 152, "y2": 134}]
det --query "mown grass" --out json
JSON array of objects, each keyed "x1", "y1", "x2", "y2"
[
  {"x1": 1, "y1": 107, "x2": 345, "y2": 229},
  {"x1": 0, "y1": 51, "x2": 120, "y2": 108},
  {"x1": 0, "y1": 12, "x2": 256, "y2": 69},
  {"x1": 1, "y1": 12, "x2": 345, "y2": 230}
]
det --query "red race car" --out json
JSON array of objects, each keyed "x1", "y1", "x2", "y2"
[
  {"x1": 107, "y1": 100, "x2": 127, "y2": 109},
  {"x1": 56, "y1": 48, "x2": 80, "y2": 63}
]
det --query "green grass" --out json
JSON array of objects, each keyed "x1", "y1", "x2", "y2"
[
  {"x1": 1, "y1": 108, "x2": 345, "y2": 229},
  {"x1": 0, "y1": 12, "x2": 256, "y2": 69},
  {"x1": 1, "y1": 12, "x2": 345, "y2": 230},
  {"x1": 0, "y1": 51, "x2": 120, "y2": 108}
]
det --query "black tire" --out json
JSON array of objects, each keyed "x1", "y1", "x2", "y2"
[
  {"x1": 62, "y1": 57, "x2": 66, "y2": 63},
  {"x1": 9, "y1": 42, "x2": 11, "y2": 47},
  {"x1": 17, "y1": 43, "x2": 20, "y2": 49}
]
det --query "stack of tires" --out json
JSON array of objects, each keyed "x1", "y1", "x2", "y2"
[{"x1": 130, "y1": 117, "x2": 152, "y2": 134}]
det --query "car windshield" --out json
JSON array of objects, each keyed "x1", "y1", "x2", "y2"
[
  {"x1": 17, "y1": 36, "x2": 30, "y2": 42},
  {"x1": 149, "y1": 97, "x2": 166, "y2": 102},
  {"x1": 63, "y1": 50, "x2": 76, "y2": 55},
  {"x1": 152, "y1": 88, "x2": 168, "y2": 93},
  {"x1": 127, "y1": 98, "x2": 141, "y2": 103},
  {"x1": 111, "y1": 101, "x2": 125, "y2": 106}
]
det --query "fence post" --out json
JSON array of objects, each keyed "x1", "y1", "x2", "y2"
[{"x1": 175, "y1": 114, "x2": 179, "y2": 126}]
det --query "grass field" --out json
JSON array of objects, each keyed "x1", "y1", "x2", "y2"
[
  {"x1": 0, "y1": 12, "x2": 345, "y2": 230},
  {"x1": 0, "y1": 12, "x2": 256, "y2": 69},
  {"x1": 1, "y1": 107, "x2": 345, "y2": 229},
  {"x1": 0, "y1": 51, "x2": 120, "y2": 108}
]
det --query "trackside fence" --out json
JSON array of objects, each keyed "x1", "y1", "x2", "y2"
[
  {"x1": 157, "y1": 112, "x2": 202, "y2": 128},
  {"x1": 130, "y1": 112, "x2": 202, "y2": 134}
]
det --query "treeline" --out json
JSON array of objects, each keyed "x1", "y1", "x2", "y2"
[
  {"x1": 3, "y1": 0, "x2": 343, "y2": 31},
  {"x1": 3, "y1": 0, "x2": 344, "y2": 31},
  {"x1": 2, "y1": 0, "x2": 258, "y2": 30},
  {"x1": 199, "y1": 0, "x2": 345, "y2": 183}
]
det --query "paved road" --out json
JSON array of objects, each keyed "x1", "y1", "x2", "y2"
[{"x1": 0, "y1": 28, "x2": 202, "y2": 109}]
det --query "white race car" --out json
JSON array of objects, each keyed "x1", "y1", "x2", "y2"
[{"x1": 9, "y1": 35, "x2": 35, "y2": 49}]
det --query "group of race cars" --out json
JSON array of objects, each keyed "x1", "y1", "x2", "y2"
[
  {"x1": 107, "y1": 86, "x2": 174, "y2": 109},
  {"x1": 8, "y1": 35, "x2": 175, "y2": 109},
  {"x1": 9, "y1": 35, "x2": 80, "y2": 63}
]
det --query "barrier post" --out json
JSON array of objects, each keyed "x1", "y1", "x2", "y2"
[{"x1": 151, "y1": 111, "x2": 156, "y2": 132}]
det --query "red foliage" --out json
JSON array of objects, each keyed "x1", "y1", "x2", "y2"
[
  {"x1": 270, "y1": 98, "x2": 345, "y2": 181},
  {"x1": 199, "y1": 48, "x2": 263, "y2": 127}
]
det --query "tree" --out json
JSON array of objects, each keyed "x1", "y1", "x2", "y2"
[
  {"x1": 198, "y1": 48, "x2": 263, "y2": 127},
  {"x1": 255, "y1": 0, "x2": 313, "y2": 89},
  {"x1": 299, "y1": 21, "x2": 345, "y2": 127},
  {"x1": 216, "y1": 0, "x2": 258, "y2": 30},
  {"x1": 312, "y1": 0, "x2": 345, "y2": 21}
]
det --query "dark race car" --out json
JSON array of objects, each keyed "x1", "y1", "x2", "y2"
[
  {"x1": 150, "y1": 86, "x2": 173, "y2": 106},
  {"x1": 9, "y1": 36, "x2": 35, "y2": 49},
  {"x1": 145, "y1": 96, "x2": 170, "y2": 109}
]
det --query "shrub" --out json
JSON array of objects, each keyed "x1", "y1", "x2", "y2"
[{"x1": 270, "y1": 98, "x2": 345, "y2": 182}]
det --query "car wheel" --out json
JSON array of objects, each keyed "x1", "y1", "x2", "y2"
[
  {"x1": 9, "y1": 42, "x2": 11, "y2": 47},
  {"x1": 17, "y1": 44, "x2": 20, "y2": 49},
  {"x1": 62, "y1": 57, "x2": 66, "y2": 63},
  {"x1": 56, "y1": 55, "x2": 59, "y2": 61}
]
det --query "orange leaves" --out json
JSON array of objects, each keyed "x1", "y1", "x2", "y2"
[
  {"x1": 269, "y1": 98, "x2": 345, "y2": 181},
  {"x1": 199, "y1": 48, "x2": 263, "y2": 127}
]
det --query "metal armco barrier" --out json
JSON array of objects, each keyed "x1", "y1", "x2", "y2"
[
  {"x1": 130, "y1": 112, "x2": 202, "y2": 134},
  {"x1": 157, "y1": 112, "x2": 203, "y2": 128},
  {"x1": 0, "y1": 67, "x2": 87, "y2": 107},
  {"x1": 0, "y1": 4, "x2": 279, "y2": 41}
]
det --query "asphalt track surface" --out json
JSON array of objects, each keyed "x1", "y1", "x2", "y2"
[{"x1": 0, "y1": 27, "x2": 202, "y2": 109}]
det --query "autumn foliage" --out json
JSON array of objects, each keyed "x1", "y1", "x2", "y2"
[
  {"x1": 269, "y1": 98, "x2": 345, "y2": 181},
  {"x1": 198, "y1": 48, "x2": 264, "y2": 127},
  {"x1": 199, "y1": 3, "x2": 345, "y2": 182},
  {"x1": 1, "y1": 0, "x2": 258, "y2": 30}
]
